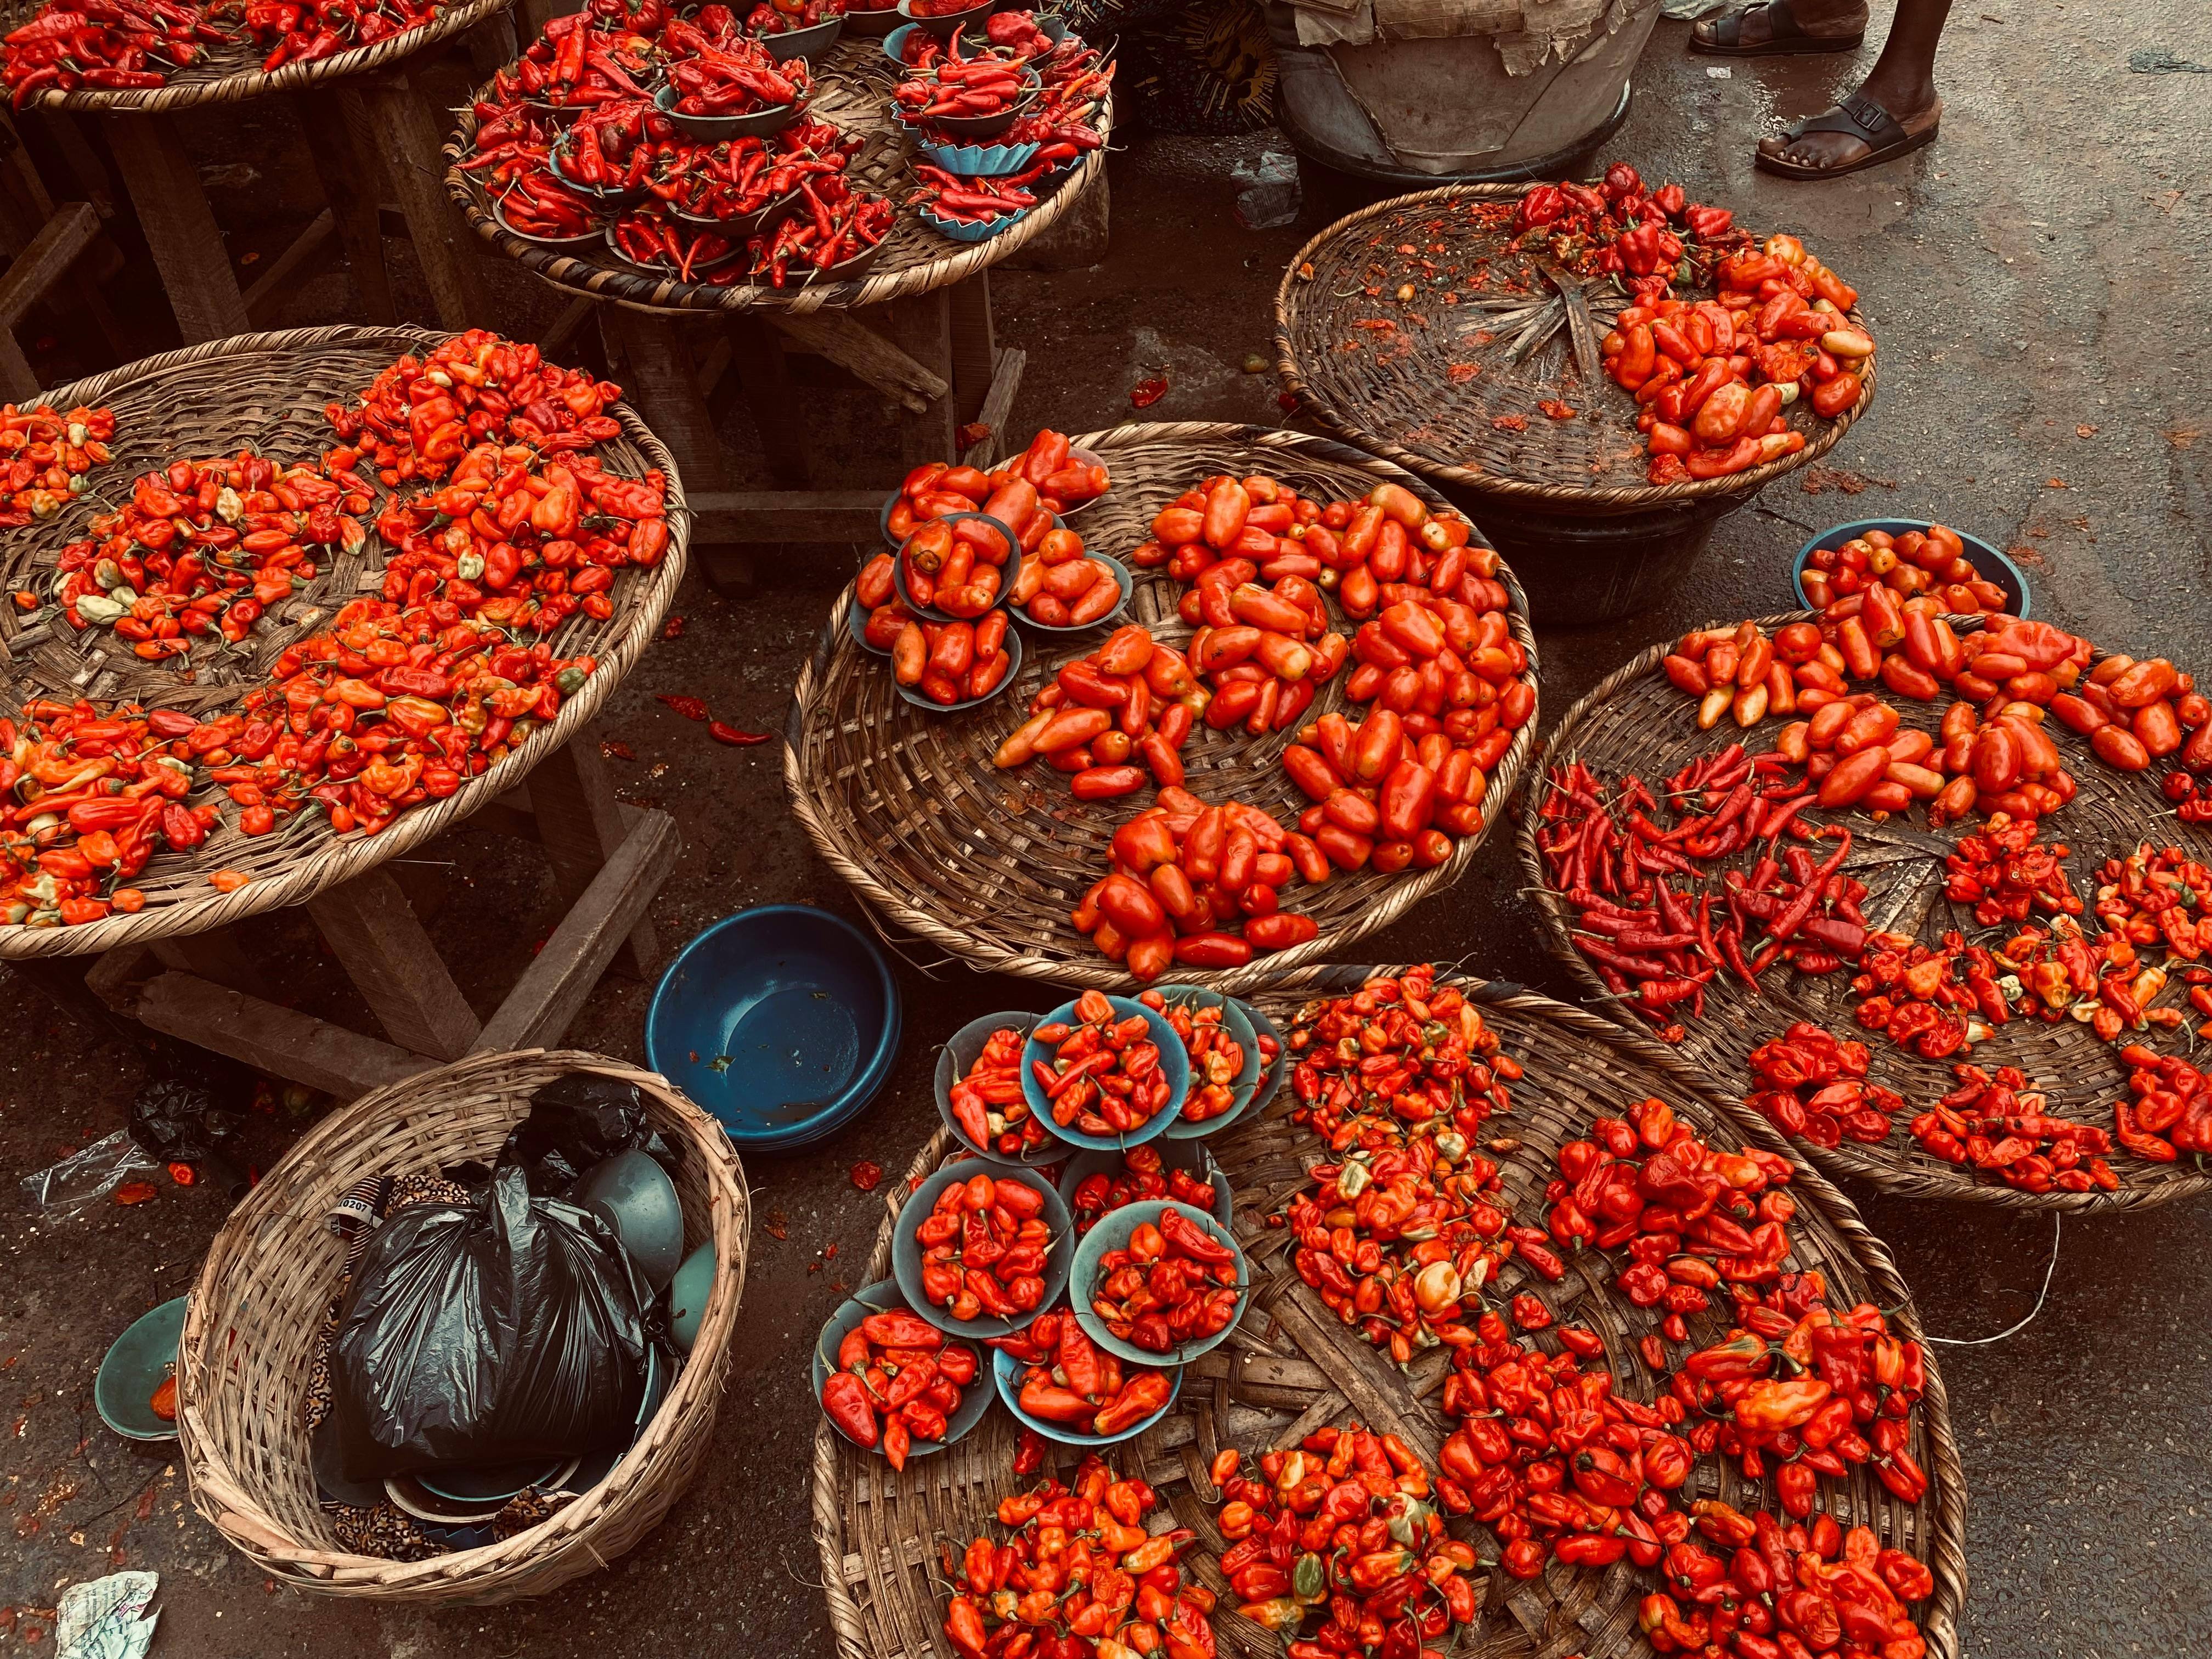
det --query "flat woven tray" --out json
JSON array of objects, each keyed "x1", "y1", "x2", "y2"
[
  {"x1": 811, "y1": 967, "x2": 1966, "y2": 1659},
  {"x1": 443, "y1": 38, "x2": 1111, "y2": 316},
  {"x1": 3, "y1": 0, "x2": 512, "y2": 113},
  {"x1": 1273, "y1": 184, "x2": 1876, "y2": 512},
  {"x1": 1519, "y1": 613, "x2": 2212, "y2": 1211},
  {"x1": 0, "y1": 324, "x2": 687, "y2": 958},
  {"x1": 782, "y1": 421, "x2": 1540, "y2": 996}
]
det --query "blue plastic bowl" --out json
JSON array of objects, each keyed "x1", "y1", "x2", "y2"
[
  {"x1": 1791, "y1": 518, "x2": 2030, "y2": 620},
  {"x1": 1240, "y1": 1001, "x2": 1290, "y2": 1120},
  {"x1": 1071, "y1": 1199, "x2": 1249, "y2": 1367},
  {"x1": 892, "y1": 1161, "x2": 1074, "y2": 1339},
  {"x1": 991, "y1": 1346, "x2": 1181, "y2": 1447},
  {"x1": 935, "y1": 1010, "x2": 1060, "y2": 1165},
  {"x1": 1154, "y1": 984, "x2": 1263, "y2": 1142},
  {"x1": 1020, "y1": 996, "x2": 1189, "y2": 1152},
  {"x1": 920, "y1": 203, "x2": 1032, "y2": 243},
  {"x1": 1058, "y1": 1142, "x2": 1232, "y2": 1233},
  {"x1": 812, "y1": 1279, "x2": 994, "y2": 1462},
  {"x1": 916, "y1": 136, "x2": 1041, "y2": 177},
  {"x1": 645, "y1": 905, "x2": 901, "y2": 1152}
]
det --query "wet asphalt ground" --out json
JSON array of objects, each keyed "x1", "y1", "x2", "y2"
[{"x1": 3, "y1": 2, "x2": 2210, "y2": 1654}]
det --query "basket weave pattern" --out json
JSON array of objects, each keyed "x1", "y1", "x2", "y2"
[
  {"x1": 783, "y1": 422, "x2": 1541, "y2": 996},
  {"x1": 811, "y1": 969, "x2": 1967, "y2": 1659},
  {"x1": 1517, "y1": 614, "x2": 2212, "y2": 1211},
  {"x1": 443, "y1": 39, "x2": 1111, "y2": 315},
  {"x1": 1273, "y1": 184, "x2": 1876, "y2": 510},
  {"x1": 3, "y1": 0, "x2": 514, "y2": 112},
  {"x1": 179, "y1": 1049, "x2": 750, "y2": 1605},
  {"x1": 0, "y1": 324, "x2": 688, "y2": 959}
]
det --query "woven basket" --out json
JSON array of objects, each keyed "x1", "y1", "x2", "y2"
[
  {"x1": 1519, "y1": 612, "x2": 2212, "y2": 1212},
  {"x1": 783, "y1": 421, "x2": 1541, "y2": 996},
  {"x1": 1273, "y1": 184, "x2": 1876, "y2": 511},
  {"x1": 0, "y1": 324, "x2": 688, "y2": 959},
  {"x1": 4, "y1": 0, "x2": 514, "y2": 113},
  {"x1": 812, "y1": 967, "x2": 1967, "y2": 1659},
  {"x1": 179, "y1": 1048, "x2": 749, "y2": 1605},
  {"x1": 444, "y1": 39, "x2": 1112, "y2": 316}
]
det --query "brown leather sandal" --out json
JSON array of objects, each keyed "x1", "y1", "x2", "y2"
[
  {"x1": 1756, "y1": 91, "x2": 1939, "y2": 179},
  {"x1": 1690, "y1": 1, "x2": 1865, "y2": 56}
]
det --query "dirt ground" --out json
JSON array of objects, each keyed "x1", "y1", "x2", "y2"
[{"x1": 3, "y1": 1, "x2": 2210, "y2": 1654}]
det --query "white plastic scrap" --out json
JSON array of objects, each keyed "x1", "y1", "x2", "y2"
[{"x1": 56, "y1": 1571, "x2": 159, "y2": 1659}]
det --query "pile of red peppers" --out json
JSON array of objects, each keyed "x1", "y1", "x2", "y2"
[
  {"x1": 1088, "y1": 1203, "x2": 1240, "y2": 1356},
  {"x1": 0, "y1": 330, "x2": 663, "y2": 928},
  {"x1": 944, "y1": 1453, "x2": 1212, "y2": 1659},
  {"x1": 950, "y1": 1022, "x2": 1051, "y2": 1160},
  {"x1": 819, "y1": 1306, "x2": 979, "y2": 1471},
  {"x1": 1746, "y1": 1023, "x2": 1903, "y2": 1149},
  {"x1": 0, "y1": 402, "x2": 112, "y2": 527},
  {"x1": 1028, "y1": 990, "x2": 1175, "y2": 1137},
  {"x1": 2, "y1": 0, "x2": 224, "y2": 105},
  {"x1": 1068, "y1": 1146, "x2": 1216, "y2": 1233},
  {"x1": 1799, "y1": 522, "x2": 2011, "y2": 617},
  {"x1": 914, "y1": 1169, "x2": 1054, "y2": 1321},
  {"x1": 1212, "y1": 1429, "x2": 1482, "y2": 1659},
  {"x1": 987, "y1": 1305, "x2": 1175, "y2": 1437}
]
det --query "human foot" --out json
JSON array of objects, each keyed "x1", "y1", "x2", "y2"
[
  {"x1": 1757, "y1": 84, "x2": 1942, "y2": 177},
  {"x1": 1690, "y1": 0, "x2": 1869, "y2": 54}
]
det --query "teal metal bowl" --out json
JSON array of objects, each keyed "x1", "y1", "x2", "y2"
[
  {"x1": 935, "y1": 1010, "x2": 1059, "y2": 1165},
  {"x1": 1019, "y1": 996, "x2": 1189, "y2": 1153},
  {"x1": 892, "y1": 1162, "x2": 1073, "y2": 1339},
  {"x1": 991, "y1": 1346, "x2": 1180, "y2": 1447},
  {"x1": 812, "y1": 1279, "x2": 992, "y2": 1460},
  {"x1": 569, "y1": 1149, "x2": 684, "y2": 1291},
  {"x1": 1071, "y1": 1199, "x2": 1248, "y2": 1367},
  {"x1": 1154, "y1": 984, "x2": 1263, "y2": 1141},
  {"x1": 644, "y1": 905, "x2": 901, "y2": 1152},
  {"x1": 95, "y1": 1296, "x2": 187, "y2": 1442},
  {"x1": 666, "y1": 1240, "x2": 716, "y2": 1353}
]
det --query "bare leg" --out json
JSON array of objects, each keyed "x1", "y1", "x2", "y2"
[
  {"x1": 1760, "y1": 0, "x2": 1952, "y2": 173},
  {"x1": 1691, "y1": 0, "x2": 1869, "y2": 50}
]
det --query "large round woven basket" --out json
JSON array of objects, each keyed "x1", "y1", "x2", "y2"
[
  {"x1": 179, "y1": 1048, "x2": 749, "y2": 1605},
  {"x1": 812, "y1": 967, "x2": 1967, "y2": 1659},
  {"x1": 1519, "y1": 613, "x2": 2212, "y2": 1212},
  {"x1": 444, "y1": 38, "x2": 1111, "y2": 316},
  {"x1": 1, "y1": 0, "x2": 514, "y2": 113},
  {"x1": 1273, "y1": 184, "x2": 1876, "y2": 511},
  {"x1": 0, "y1": 324, "x2": 687, "y2": 959},
  {"x1": 783, "y1": 422, "x2": 1541, "y2": 995}
]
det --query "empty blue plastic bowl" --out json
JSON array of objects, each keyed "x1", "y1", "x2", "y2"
[
  {"x1": 645, "y1": 905, "x2": 901, "y2": 1152},
  {"x1": 1791, "y1": 518, "x2": 2030, "y2": 619},
  {"x1": 991, "y1": 1346, "x2": 1181, "y2": 1447}
]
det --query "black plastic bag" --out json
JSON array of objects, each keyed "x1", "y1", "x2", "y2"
[
  {"x1": 331, "y1": 1162, "x2": 651, "y2": 1480},
  {"x1": 502, "y1": 1073, "x2": 678, "y2": 1197}
]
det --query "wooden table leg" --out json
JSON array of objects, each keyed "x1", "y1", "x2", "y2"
[
  {"x1": 877, "y1": 289, "x2": 958, "y2": 470},
  {"x1": 358, "y1": 69, "x2": 490, "y2": 331},
  {"x1": 726, "y1": 314, "x2": 810, "y2": 489},
  {"x1": 101, "y1": 112, "x2": 248, "y2": 343},
  {"x1": 293, "y1": 88, "x2": 397, "y2": 328},
  {"x1": 307, "y1": 867, "x2": 483, "y2": 1060},
  {"x1": 604, "y1": 305, "x2": 754, "y2": 596},
  {"x1": 526, "y1": 731, "x2": 657, "y2": 979}
]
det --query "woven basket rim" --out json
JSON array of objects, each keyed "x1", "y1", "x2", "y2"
[
  {"x1": 0, "y1": 323, "x2": 689, "y2": 960},
  {"x1": 1272, "y1": 181, "x2": 1877, "y2": 509},
  {"x1": 178, "y1": 1048, "x2": 749, "y2": 1598},
  {"x1": 811, "y1": 967, "x2": 1970, "y2": 1659},
  {"x1": 1517, "y1": 610, "x2": 2212, "y2": 1212},
  {"x1": 19, "y1": 0, "x2": 514, "y2": 113},
  {"x1": 780, "y1": 420, "x2": 1542, "y2": 996},
  {"x1": 443, "y1": 60, "x2": 1112, "y2": 316}
]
